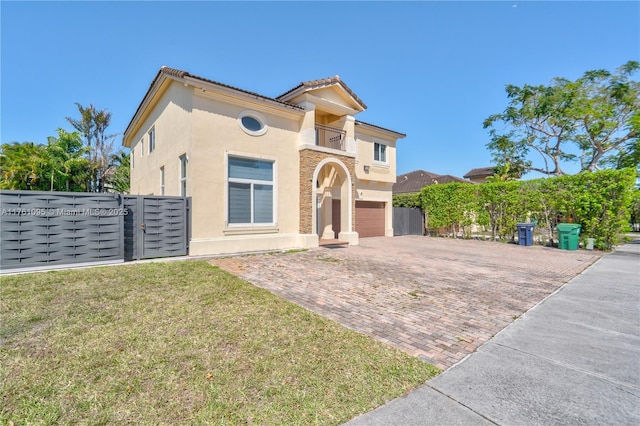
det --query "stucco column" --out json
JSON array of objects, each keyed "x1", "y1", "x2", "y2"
[
  {"x1": 298, "y1": 101, "x2": 316, "y2": 147},
  {"x1": 320, "y1": 191, "x2": 334, "y2": 239},
  {"x1": 344, "y1": 115, "x2": 356, "y2": 153}
]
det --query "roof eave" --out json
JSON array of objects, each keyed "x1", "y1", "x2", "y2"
[
  {"x1": 277, "y1": 77, "x2": 368, "y2": 111},
  {"x1": 355, "y1": 120, "x2": 406, "y2": 139},
  {"x1": 123, "y1": 68, "x2": 173, "y2": 147},
  {"x1": 123, "y1": 67, "x2": 304, "y2": 147}
]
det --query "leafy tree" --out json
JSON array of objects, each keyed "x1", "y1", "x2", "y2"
[
  {"x1": 44, "y1": 129, "x2": 91, "y2": 191},
  {"x1": 420, "y1": 182, "x2": 476, "y2": 237},
  {"x1": 630, "y1": 189, "x2": 640, "y2": 231},
  {"x1": 66, "y1": 103, "x2": 118, "y2": 192},
  {"x1": 392, "y1": 193, "x2": 421, "y2": 208},
  {"x1": 0, "y1": 130, "x2": 91, "y2": 191},
  {"x1": 106, "y1": 151, "x2": 130, "y2": 193},
  {"x1": 564, "y1": 169, "x2": 636, "y2": 250},
  {"x1": 477, "y1": 181, "x2": 522, "y2": 241},
  {"x1": 484, "y1": 61, "x2": 639, "y2": 176},
  {"x1": 526, "y1": 178, "x2": 560, "y2": 246},
  {"x1": 486, "y1": 163, "x2": 521, "y2": 182},
  {"x1": 0, "y1": 142, "x2": 49, "y2": 190}
]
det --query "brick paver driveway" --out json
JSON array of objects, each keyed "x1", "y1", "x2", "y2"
[{"x1": 210, "y1": 236, "x2": 601, "y2": 370}]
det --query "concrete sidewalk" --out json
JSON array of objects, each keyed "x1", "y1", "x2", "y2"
[{"x1": 347, "y1": 239, "x2": 640, "y2": 425}]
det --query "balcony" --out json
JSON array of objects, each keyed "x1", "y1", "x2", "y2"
[{"x1": 315, "y1": 124, "x2": 346, "y2": 151}]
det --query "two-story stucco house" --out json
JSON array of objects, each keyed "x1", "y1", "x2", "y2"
[{"x1": 123, "y1": 66, "x2": 405, "y2": 256}]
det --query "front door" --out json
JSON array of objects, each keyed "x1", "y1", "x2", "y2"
[{"x1": 332, "y1": 199, "x2": 341, "y2": 239}]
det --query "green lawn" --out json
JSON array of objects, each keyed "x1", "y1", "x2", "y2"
[{"x1": 1, "y1": 260, "x2": 438, "y2": 425}]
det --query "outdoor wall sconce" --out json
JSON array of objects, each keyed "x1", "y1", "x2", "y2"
[{"x1": 364, "y1": 165, "x2": 370, "y2": 173}]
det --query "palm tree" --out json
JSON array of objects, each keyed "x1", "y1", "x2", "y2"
[
  {"x1": 45, "y1": 129, "x2": 91, "y2": 191},
  {"x1": 0, "y1": 142, "x2": 49, "y2": 190},
  {"x1": 105, "y1": 151, "x2": 130, "y2": 193},
  {"x1": 66, "y1": 103, "x2": 118, "y2": 192}
]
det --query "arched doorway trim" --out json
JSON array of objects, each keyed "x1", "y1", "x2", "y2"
[{"x1": 311, "y1": 158, "x2": 352, "y2": 236}]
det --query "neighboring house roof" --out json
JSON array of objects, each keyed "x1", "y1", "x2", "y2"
[
  {"x1": 277, "y1": 75, "x2": 368, "y2": 110},
  {"x1": 393, "y1": 170, "x2": 470, "y2": 194},
  {"x1": 463, "y1": 166, "x2": 496, "y2": 179}
]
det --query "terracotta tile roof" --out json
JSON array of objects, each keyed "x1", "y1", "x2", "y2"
[
  {"x1": 161, "y1": 66, "x2": 302, "y2": 109},
  {"x1": 277, "y1": 75, "x2": 367, "y2": 109},
  {"x1": 124, "y1": 67, "x2": 403, "y2": 144},
  {"x1": 124, "y1": 66, "x2": 303, "y2": 141},
  {"x1": 355, "y1": 120, "x2": 406, "y2": 138},
  {"x1": 463, "y1": 166, "x2": 496, "y2": 179},
  {"x1": 393, "y1": 170, "x2": 471, "y2": 194}
]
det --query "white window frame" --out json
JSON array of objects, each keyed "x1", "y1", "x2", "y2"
[
  {"x1": 148, "y1": 127, "x2": 155, "y2": 153},
  {"x1": 237, "y1": 110, "x2": 268, "y2": 136},
  {"x1": 179, "y1": 154, "x2": 187, "y2": 196},
  {"x1": 225, "y1": 152, "x2": 277, "y2": 227},
  {"x1": 373, "y1": 141, "x2": 387, "y2": 164},
  {"x1": 160, "y1": 166, "x2": 165, "y2": 196}
]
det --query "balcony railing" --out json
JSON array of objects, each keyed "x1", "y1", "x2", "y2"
[{"x1": 315, "y1": 124, "x2": 346, "y2": 151}]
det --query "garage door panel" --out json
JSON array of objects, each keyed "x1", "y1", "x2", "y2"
[{"x1": 356, "y1": 201, "x2": 385, "y2": 237}]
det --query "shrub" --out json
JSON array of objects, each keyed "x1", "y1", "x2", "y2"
[{"x1": 417, "y1": 169, "x2": 636, "y2": 250}]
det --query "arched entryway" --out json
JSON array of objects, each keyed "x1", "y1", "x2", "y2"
[{"x1": 312, "y1": 159, "x2": 354, "y2": 243}]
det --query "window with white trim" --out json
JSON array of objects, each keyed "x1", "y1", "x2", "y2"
[
  {"x1": 148, "y1": 127, "x2": 155, "y2": 153},
  {"x1": 238, "y1": 110, "x2": 268, "y2": 136},
  {"x1": 374, "y1": 142, "x2": 387, "y2": 163},
  {"x1": 228, "y1": 157, "x2": 274, "y2": 225},
  {"x1": 160, "y1": 166, "x2": 165, "y2": 195},
  {"x1": 179, "y1": 154, "x2": 187, "y2": 196}
]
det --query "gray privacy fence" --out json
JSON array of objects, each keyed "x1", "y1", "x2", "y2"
[
  {"x1": 1, "y1": 190, "x2": 190, "y2": 273},
  {"x1": 393, "y1": 207, "x2": 425, "y2": 236}
]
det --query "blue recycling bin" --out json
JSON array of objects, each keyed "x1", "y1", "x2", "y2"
[{"x1": 517, "y1": 223, "x2": 534, "y2": 246}]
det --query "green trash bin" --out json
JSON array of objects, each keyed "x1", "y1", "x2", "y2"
[{"x1": 557, "y1": 223, "x2": 581, "y2": 250}]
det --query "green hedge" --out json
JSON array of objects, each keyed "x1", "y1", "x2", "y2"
[
  {"x1": 392, "y1": 193, "x2": 421, "y2": 208},
  {"x1": 418, "y1": 168, "x2": 636, "y2": 250}
]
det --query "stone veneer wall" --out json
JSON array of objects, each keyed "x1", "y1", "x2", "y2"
[{"x1": 299, "y1": 149, "x2": 356, "y2": 234}]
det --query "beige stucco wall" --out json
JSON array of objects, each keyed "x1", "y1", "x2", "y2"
[
  {"x1": 187, "y1": 90, "x2": 306, "y2": 255},
  {"x1": 352, "y1": 129, "x2": 399, "y2": 237},
  {"x1": 129, "y1": 82, "x2": 193, "y2": 196},
  {"x1": 354, "y1": 131, "x2": 397, "y2": 184},
  {"x1": 126, "y1": 75, "x2": 400, "y2": 255}
]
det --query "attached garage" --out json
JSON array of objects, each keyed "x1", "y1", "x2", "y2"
[{"x1": 355, "y1": 201, "x2": 386, "y2": 237}]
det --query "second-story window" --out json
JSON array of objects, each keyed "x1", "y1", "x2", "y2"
[
  {"x1": 160, "y1": 166, "x2": 165, "y2": 195},
  {"x1": 374, "y1": 142, "x2": 387, "y2": 163},
  {"x1": 148, "y1": 127, "x2": 155, "y2": 153},
  {"x1": 179, "y1": 154, "x2": 187, "y2": 196},
  {"x1": 238, "y1": 110, "x2": 268, "y2": 136}
]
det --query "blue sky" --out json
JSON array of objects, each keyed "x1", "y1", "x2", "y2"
[{"x1": 2, "y1": 1, "x2": 638, "y2": 178}]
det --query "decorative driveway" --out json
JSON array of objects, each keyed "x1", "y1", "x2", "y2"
[{"x1": 210, "y1": 236, "x2": 601, "y2": 370}]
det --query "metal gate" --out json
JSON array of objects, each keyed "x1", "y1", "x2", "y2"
[
  {"x1": 123, "y1": 195, "x2": 190, "y2": 260},
  {"x1": 393, "y1": 207, "x2": 424, "y2": 236}
]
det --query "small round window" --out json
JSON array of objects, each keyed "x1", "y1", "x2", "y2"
[{"x1": 238, "y1": 111, "x2": 267, "y2": 136}]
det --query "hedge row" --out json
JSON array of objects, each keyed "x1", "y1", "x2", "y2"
[{"x1": 394, "y1": 169, "x2": 637, "y2": 250}]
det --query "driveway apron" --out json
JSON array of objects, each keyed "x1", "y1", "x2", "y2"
[
  {"x1": 211, "y1": 236, "x2": 600, "y2": 371},
  {"x1": 347, "y1": 238, "x2": 640, "y2": 425}
]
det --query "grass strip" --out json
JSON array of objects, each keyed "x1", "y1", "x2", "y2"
[{"x1": 1, "y1": 260, "x2": 438, "y2": 425}]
